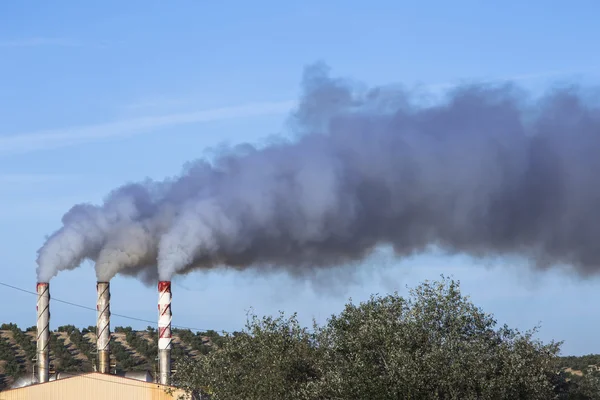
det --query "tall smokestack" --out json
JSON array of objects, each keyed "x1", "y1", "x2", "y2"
[
  {"x1": 158, "y1": 281, "x2": 172, "y2": 385},
  {"x1": 96, "y1": 282, "x2": 110, "y2": 374},
  {"x1": 36, "y1": 282, "x2": 50, "y2": 383}
]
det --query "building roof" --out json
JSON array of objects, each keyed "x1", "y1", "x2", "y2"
[{"x1": 0, "y1": 372, "x2": 190, "y2": 400}]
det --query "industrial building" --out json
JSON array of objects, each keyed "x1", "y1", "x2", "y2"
[
  {"x1": 0, "y1": 372, "x2": 190, "y2": 400},
  {"x1": 0, "y1": 280, "x2": 192, "y2": 398}
]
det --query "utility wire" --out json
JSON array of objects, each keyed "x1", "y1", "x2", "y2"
[{"x1": 0, "y1": 281, "x2": 225, "y2": 333}]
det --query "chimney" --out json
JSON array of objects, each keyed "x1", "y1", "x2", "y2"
[
  {"x1": 158, "y1": 281, "x2": 172, "y2": 385},
  {"x1": 36, "y1": 282, "x2": 50, "y2": 383},
  {"x1": 96, "y1": 282, "x2": 111, "y2": 374}
]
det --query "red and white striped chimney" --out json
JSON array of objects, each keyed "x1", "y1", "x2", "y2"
[
  {"x1": 36, "y1": 282, "x2": 50, "y2": 383},
  {"x1": 158, "y1": 281, "x2": 172, "y2": 385},
  {"x1": 96, "y1": 282, "x2": 111, "y2": 374}
]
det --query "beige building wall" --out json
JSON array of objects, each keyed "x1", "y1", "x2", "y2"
[{"x1": 0, "y1": 373, "x2": 190, "y2": 400}]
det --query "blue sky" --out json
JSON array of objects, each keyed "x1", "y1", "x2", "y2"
[{"x1": 1, "y1": 0, "x2": 600, "y2": 355}]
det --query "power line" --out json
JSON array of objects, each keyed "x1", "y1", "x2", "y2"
[{"x1": 0, "y1": 281, "x2": 224, "y2": 333}]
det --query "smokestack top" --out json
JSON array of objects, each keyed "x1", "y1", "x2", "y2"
[
  {"x1": 36, "y1": 282, "x2": 50, "y2": 310},
  {"x1": 158, "y1": 281, "x2": 171, "y2": 292}
]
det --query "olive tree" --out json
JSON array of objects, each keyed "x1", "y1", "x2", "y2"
[
  {"x1": 173, "y1": 277, "x2": 565, "y2": 400},
  {"x1": 172, "y1": 312, "x2": 320, "y2": 400},
  {"x1": 315, "y1": 277, "x2": 561, "y2": 399}
]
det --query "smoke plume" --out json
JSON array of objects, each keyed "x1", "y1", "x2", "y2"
[{"x1": 36, "y1": 63, "x2": 600, "y2": 283}]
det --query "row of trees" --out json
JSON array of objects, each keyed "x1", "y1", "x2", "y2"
[
  {"x1": 0, "y1": 323, "x2": 94, "y2": 379},
  {"x1": 0, "y1": 322, "x2": 221, "y2": 377},
  {"x1": 122, "y1": 327, "x2": 157, "y2": 363},
  {"x1": 559, "y1": 355, "x2": 600, "y2": 377},
  {"x1": 49, "y1": 333, "x2": 80, "y2": 372},
  {"x1": 68, "y1": 328, "x2": 95, "y2": 371},
  {"x1": 53, "y1": 324, "x2": 193, "y2": 372},
  {"x1": 10, "y1": 328, "x2": 35, "y2": 367},
  {"x1": 0, "y1": 335, "x2": 24, "y2": 384},
  {"x1": 113, "y1": 327, "x2": 148, "y2": 370},
  {"x1": 173, "y1": 328, "x2": 219, "y2": 355},
  {"x1": 109, "y1": 337, "x2": 146, "y2": 372},
  {"x1": 107, "y1": 326, "x2": 196, "y2": 372},
  {"x1": 172, "y1": 277, "x2": 600, "y2": 400},
  {"x1": 0, "y1": 323, "x2": 36, "y2": 366},
  {"x1": 0, "y1": 323, "x2": 221, "y2": 362}
]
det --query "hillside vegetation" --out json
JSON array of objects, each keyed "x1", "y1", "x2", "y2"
[
  {"x1": 0, "y1": 325, "x2": 597, "y2": 395},
  {"x1": 0, "y1": 323, "x2": 222, "y2": 390}
]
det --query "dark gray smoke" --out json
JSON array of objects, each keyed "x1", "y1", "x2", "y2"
[{"x1": 36, "y1": 63, "x2": 600, "y2": 283}]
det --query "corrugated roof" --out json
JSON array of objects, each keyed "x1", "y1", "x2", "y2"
[{"x1": 0, "y1": 372, "x2": 189, "y2": 400}]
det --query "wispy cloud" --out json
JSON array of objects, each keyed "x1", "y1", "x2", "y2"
[
  {"x1": 0, "y1": 68, "x2": 588, "y2": 157},
  {"x1": 122, "y1": 96, "x2": 193, "y2": 111},
  {"x1": 0, "y1": 173, "x2": 79, "y2": 185},
  {"x1": 0, "y1": 37, "x2": 80, "y2": 48},
  {"x1": 0, "y1": 100, "x2": 296, "y2": 156}
]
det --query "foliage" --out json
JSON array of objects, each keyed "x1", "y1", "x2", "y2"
[
  {"x1": 173, "y1": 312, "x2": 318, "y2": 400},
  {"x1": 0, "y1": 323, "x2": 221, "y2": 381},
  {"x1": 171, "y1": 341, "x2": 188, "y2": 363},
  {"x1": 57, "y1": 325, "x2": 77, "y2": 334},
  {"x1": 125, "y1": 331, "x2": 156, "y2": 365},
  {"x1": 68, "y1": 327, "x2": 94, "y2": 370},
  {"x1": 50, "y1": 332, "x2": 80, "y2": 372},
  {"x1": 0, "y1": 280, "x2": 599, "y2": 398},
  {"x1": 8, "y1": 324, "x2": 36, "y2": 365},
  {"x1": 555, "y1": 355, "x2": 600, "y2": 398},
  {"x1": 81, "y1": 325, "x2": 96, "y2": 334},
  {"x1": 110, "y1": 337, "x2": 146, "y2": 372},
  {"x1": 172, "y1": 277, "x2": 568, "y2": 400},
  {"x1": 174, "y1": 328, "x2": 214, "y2": 355},
  {"x1": 553, "y1": 372, "x2": 600, "y2": 400},
  {"x1": 202, "y1": 330, "x2": 225, "y2": 348},
  {"x1": 0, "y1": 323, "x2": 220, "y2": 386},
  {"x1": 315, "y1": 278, "x2": 562, "y2": 399},
  {"x1": 0, "y1": 335, "x2": 25, "y2": 384},
  {"x1": 559, "y1": 355, "x2": 600, "y2": 375},
  {"x1": 114, "y1": 326, "x2": 132, "y2": 333}
]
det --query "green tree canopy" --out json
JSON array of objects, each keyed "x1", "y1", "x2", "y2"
[
  {"x1": 173, "y1": 311, "x2": 319, "y2": 399},
  {"x1": 314, "y1": 278, "x2": 560, "y2": 399},
  {"x1": 172, "y1": 277, "x2": 569, "y2": 400}
]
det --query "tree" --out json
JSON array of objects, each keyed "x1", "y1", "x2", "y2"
[
  {"x1": 173, "y1": 277, "x2": 566, "y2": 400},
  {"x1": 556, "y1": 373, "x2": 600, "y2": 400},
  {"x1": 173, "y1": 312, "x2": 320, "y2": 400},
  {"x1": 315, "y1": 277, "x2": 561, "y2": 399}
]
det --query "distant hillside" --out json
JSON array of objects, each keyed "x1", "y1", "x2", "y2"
[
  {"x1": 0, "y1": 323, "x2": 223, "y2": 390},
  {"x1": 557, "y1": 354, "x2": 600, "y2": 379}
]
